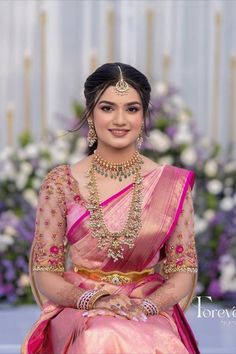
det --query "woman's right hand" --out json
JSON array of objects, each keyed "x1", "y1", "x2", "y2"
[{"x1": 82, "y1": 293, "x2": 147, "y2": 322}]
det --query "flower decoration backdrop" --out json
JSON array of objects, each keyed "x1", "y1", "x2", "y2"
[{"x1": 0, "y1": 83, "x2": 235, "y2": 304}]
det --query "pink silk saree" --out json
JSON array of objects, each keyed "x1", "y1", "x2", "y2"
[{"x1": 22, "y1": 164, "x2": 200, "y2": 354}]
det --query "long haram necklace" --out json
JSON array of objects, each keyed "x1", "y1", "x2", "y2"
[{"x1": 86, "y1": 154, "x2": 144, "y2": 262}]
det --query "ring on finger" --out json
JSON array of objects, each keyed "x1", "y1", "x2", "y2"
[{"x1": 115, "y1": 303, "x2": 122, "y2": 308}]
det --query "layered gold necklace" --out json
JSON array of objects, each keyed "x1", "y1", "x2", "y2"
[
  {"x1": 86, "y1": 150, "x2": 144, "y2": 262},
  {"x1": 93, "y1": 150, "x2": 144, "y2": 181}
]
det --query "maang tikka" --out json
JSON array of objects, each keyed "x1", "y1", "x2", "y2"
[{"x1": 115, "y1": 66, "x2": 129, "y2": 95}]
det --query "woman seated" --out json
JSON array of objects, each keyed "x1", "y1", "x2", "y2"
[{"x1": 22, "y1": 62, "x2": 200, "y2": 354}]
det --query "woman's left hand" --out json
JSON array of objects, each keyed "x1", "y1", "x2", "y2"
[{"x1": 82, "y1": 294, "x2": 147, "y2": 321}]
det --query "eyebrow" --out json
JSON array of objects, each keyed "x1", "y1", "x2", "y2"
[{"x1": 98, "y1": 100, "x2": 142, "y2": 106}]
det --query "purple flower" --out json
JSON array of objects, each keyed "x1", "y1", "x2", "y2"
[
  {"x1": 207, "y1": 279, "x2": 223, "y2": 299},
  {"x1": 166, "y1": 125, "x2": 177, "y2": 138}
]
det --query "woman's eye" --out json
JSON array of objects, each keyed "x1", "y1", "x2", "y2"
[
  {"x1": 128, "y1": 107, "x2": 139, "y2": 113},
  {"x1": 101, "y1": 106, "x2": 113, "y2": 112}
]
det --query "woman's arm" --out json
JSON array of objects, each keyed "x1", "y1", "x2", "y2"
[
  {"x1": 32, "y1": 168, "x2": 85, "y2": 308},
  {"x1": 34, "y1": 271, "x2": 84, "y2": 308},
  {"x1": 148, "y1": 185, "x2": 198, "y2": 312}
]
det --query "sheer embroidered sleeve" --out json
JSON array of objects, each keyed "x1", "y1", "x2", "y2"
[
  {"x1": 32, "y1": 167, "x2": 67, "y2": 273},
  {"x1": 162, "y1": 185, "x2": 198, "y2": 275}
]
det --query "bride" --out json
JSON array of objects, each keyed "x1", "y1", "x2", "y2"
[{"x1": 22, "y1": 62, "x2": 200, "y2": 354}]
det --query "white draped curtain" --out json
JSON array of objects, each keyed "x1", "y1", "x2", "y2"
[{"x1": 0, "y1": 0, "x2": 236, "y2": 153}]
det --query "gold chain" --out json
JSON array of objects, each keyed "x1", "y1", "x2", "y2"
[{"x1": 86, "y1": 152, "x2": 144, "y2": 262}]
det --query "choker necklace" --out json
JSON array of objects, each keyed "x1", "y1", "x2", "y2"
[
  {"x1": 86, "y1": 152, "x2": 144, "y2": 262},
  {"x1": 93, "y1": 150, "x2": 144, "y2": 181}
]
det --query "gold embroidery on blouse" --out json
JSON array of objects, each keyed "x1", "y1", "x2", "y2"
[
  {"x1": 163, "y1": 264, "x2": 198, "y2": 273},
  {"x1": 32, "y1": 265, "x2": 65, "y2": 272}
]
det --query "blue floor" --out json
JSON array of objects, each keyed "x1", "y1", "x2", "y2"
[{"x1": 0, "y1": 302, "x2": 235, "y2": 354}]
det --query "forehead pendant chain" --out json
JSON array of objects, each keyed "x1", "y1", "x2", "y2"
[{"x1": 114, "y1": 66, "x2": 129, "y2": 96}]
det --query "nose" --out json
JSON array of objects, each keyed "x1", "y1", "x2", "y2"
[{"x1": 113, "y1": 108, "x2": 126, "y2": 126}]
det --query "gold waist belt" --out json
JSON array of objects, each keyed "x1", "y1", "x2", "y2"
[{"x1": 73, "y1": 266, "x2": 155, "y2": 285}]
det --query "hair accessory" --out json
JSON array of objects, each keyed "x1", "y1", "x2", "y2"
[
  {"x1": 115, "y1": 66, "x2": 129, "y2": 95},
  {"x1": 87, "y1": 117, "x2": 97, "y2": 146}
]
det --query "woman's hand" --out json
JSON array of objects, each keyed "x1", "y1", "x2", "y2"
[{"x1": 82, "y1": 294, "x2": 147, "y2": 321}]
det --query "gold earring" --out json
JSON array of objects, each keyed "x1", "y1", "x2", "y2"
[
  {"x1": 87, "y1": 117, "x2": 97, "y2": 147},
  {"x1": 136, "y1": 123, "x2": 144, "y2": 150}
]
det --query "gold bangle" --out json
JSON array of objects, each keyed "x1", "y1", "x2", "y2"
[{"x1": 89, "y1": 290, "x2": 110, "y2": 310}]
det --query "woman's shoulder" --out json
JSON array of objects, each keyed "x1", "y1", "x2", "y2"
[{"x1": 40, "y1": 164, "x2": 70, "y2": 190}]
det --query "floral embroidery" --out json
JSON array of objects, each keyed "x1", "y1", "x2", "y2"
[
  {"x1": 175, "y1": 245, "x2": 184, "y2": 253},
  {"x1": 163, "y1": 185, "x2": 198, "y2": 274},
  {"x1": 50, "y1": 245, "x2": 59, "y2": 254},
  {"x1": 32, "y1": 166, "x2": 70, "y2": 273},
  {"x1": 74, "y1": 195, "x2": 81, "y2": 202}
]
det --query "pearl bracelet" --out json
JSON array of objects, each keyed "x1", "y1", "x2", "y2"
[
  {"x1": 77, "y1": 289, "x2": 110, "y2": 310},
  {"x1": 141, "y1": 299, "x2": 159, "y2": 316}
]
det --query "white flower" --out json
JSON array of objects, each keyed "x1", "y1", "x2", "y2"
[
  {"x1": 32, "y1": 177, "x2": 42, "y2": 190},
  {"x1": 38, "y1": 141, "x2": 49, "y2": 153},
  {"x1": 18, "y1": 274, "x2": 30, "y2": 288},
  {"x1": 153, "y1": 82, "x2": 168, "y2": 96},
  {"x1": 0, "y1": 146, "x2": 14, "y2": 161},
  {"x1": 194, "y1": 215, "x2": 208, "y2": 234},
  {"x1": 16, "y1": 173, "x2": 28, "y2": 190},
  {"x1": 171, "y1": 95, "x2": 184, "y2": 109},
  {"x1": 204, "y1": 159, "x2": 218, "y2": 177},
  {"x1": 206, "y1": 179, "x2": 223, "y2": 195},
  {"x1": 4, "y1": 226, "x2": 17, "y2": 237},
  {"x1": 174, "y1": 123, "x2": 193, "y2": 144},
  {"x1": 177, "y1": 111, "x2": 190, "y2": 123},
  {"x1": 0, "y1": 161, "x2": 16, "y2": 181},
  {"x1": 0, "y1": 234, "x2": 14, "y2": 247},
  {"x1": 199, "y1": 137, "x2": 211, "y2": 149},
  {"x1": 180, "y1": 147, "x2": 197, "y2": 166},
  {"x1": 203, "y1": 209, "x2": 216, "y2": 222},
  {"x1": 49, "y1": 141, "x2": 69, "y2": 164},
  {"x1": 23, "y1": 189, "x2": 38, "y2": 207},
  {"x1": 23, "y1": 143, "x2": 39, "y2": 159},
  {"x1": 224, "y1": 161, "x2": 236, "y2": 174},
  {"x1": 38, "y1": 159, "x2": 51, "y2": 171},
  {"x1": 20, "y1": 161, "x2": 33, "y2": 176},
  {"x1": 158, "y1": 155, "x2": 174, "y2": 165},
  {"x1": 219, "y1": 197, "x2": 234, "y2": 211},
  {"x1": 148, "y1": 130, "x2": 171, "y2": 153}
]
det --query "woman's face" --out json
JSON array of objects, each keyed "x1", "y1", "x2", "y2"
[{"x1": 92, "y1": 85, "x2": 144, "y2": 150}]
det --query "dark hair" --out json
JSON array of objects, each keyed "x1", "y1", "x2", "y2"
[{"x1": 74, "y1": 62, "x2": 151, "y2": 155}]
